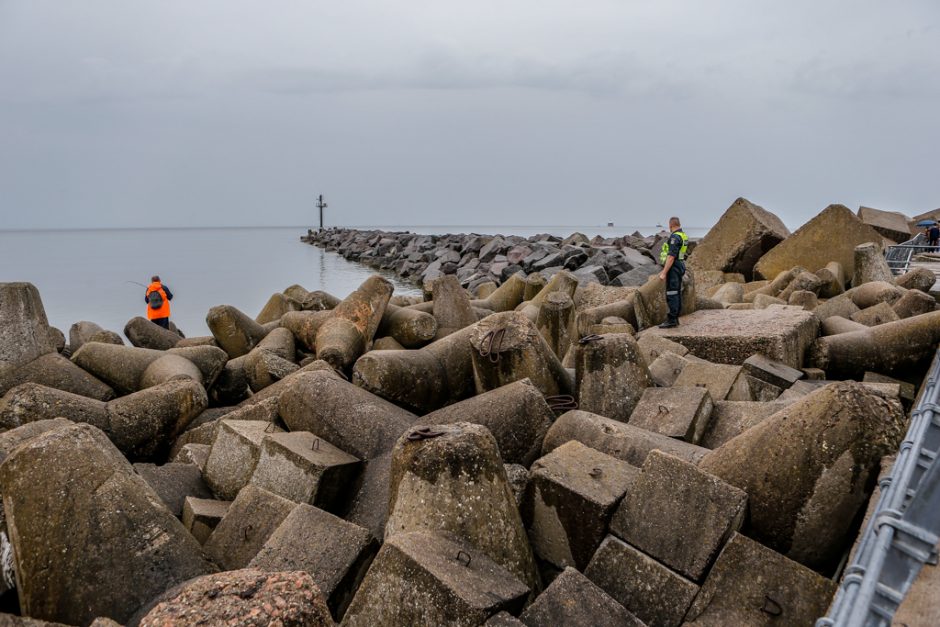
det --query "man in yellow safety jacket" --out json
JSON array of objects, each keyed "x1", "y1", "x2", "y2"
[{"x1": 657, "y1": 217, "x2": 688, "y2": 328}]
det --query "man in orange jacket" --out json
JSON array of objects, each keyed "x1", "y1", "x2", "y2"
[{"x1": 145, "y1": 275, "x2": 174, "y2": 329}]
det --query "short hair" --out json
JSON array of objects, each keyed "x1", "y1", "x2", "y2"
[
  {"x1": 151, "y1": 275, "x2": 160, "y2": 282},
  {"x1": 669, "y1": 217, "x2": 681, "y2": 227}
]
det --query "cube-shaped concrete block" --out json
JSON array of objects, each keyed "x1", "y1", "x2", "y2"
[
  {"x1": 636, "y1": 334, "x2": 688, "y2": 366},
  {"x1": 585, "y1": 534, "x2": 698, "y2": 627},
  {"x1": 628, "y1": 387, "x2": 713, "y2": 444},
  {"x1": 202, "y1": 484, "x2": 297, "y2": 570},
  {"x1": 342, "y1": 531, "x2": 530, "y2": 627},
  {"x1": 203, "y1": 419, "x2": 282, "y2": 500},
  {"x1": 249, "y1": 503, "x2": 378, "y2": 619},
  {"x1": 522, "y1": 441, "x2": 638, "y2": 570},
  {"x1": 249, "y1": 430, "x2": 361, "y2": 511},
  {"x1": 742, "y1": 374, "x2": 781, "y2": 401},
  {"x1": 776, "y1": 379, "x2": 831, "y2": 403},
  {"x1": 520, "y1": 566, "x2": 644, "y2": 627},
  {"x1": 864, "y1": 371, "x2": 915, "y2": 404},
  {"x1": 684, "y1": 532, "x2": 836, "y2": 626},
  {"x1": 673, "y1": 362, "x2": 749, "y2": 402},
  {"x1": 610, "y1": 450, "x2": 747, "y2": 581},
  {"x1": 741, "y1": 353, "x2": 803, "y2": 389},
  {"x1": 133, "y1": 462, "x2": 213, "y2": 517},
  {"x1": 699, "y1": 401, "x2": 788, "y2": 449},
  {"x1": 172, "y1": 442, "x2": 210, "y2": 471},
  {"x1": 182, "y1": 496, "x2": 231, "y2": 544},
  {"x1": 648, "y1": 351, "x2": 688, "y2": 387}
]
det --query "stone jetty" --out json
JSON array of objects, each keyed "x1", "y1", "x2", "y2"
[{"x1": 0, "y1": 198, "x2": 936, "y2": 625}]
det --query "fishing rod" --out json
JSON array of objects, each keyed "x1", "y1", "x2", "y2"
[{"x1": 124, "y1": 280, "x2": 147, "y2": 288}]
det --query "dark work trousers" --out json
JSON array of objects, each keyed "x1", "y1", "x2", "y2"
[
  {"x1": 665, "y1": 261, "x2": 685, "y2": 322},
  {"x1": 152, "y1": 317, "x2": 170, "y2": 330}
]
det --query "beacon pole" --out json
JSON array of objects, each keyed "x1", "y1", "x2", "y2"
[{"x1": 317, "y1": 194, "x2": 328, "y2": 232}]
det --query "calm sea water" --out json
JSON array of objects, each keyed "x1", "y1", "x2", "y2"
[{"x1": 0, "y1": 224, "x2": 696, "y2": 339}]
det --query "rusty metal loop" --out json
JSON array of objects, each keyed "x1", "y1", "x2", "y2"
[
  {"x1": 456, "y1": 550, "x2": 472, "y2": 566},
  {"x1": 311, "y1": 437, "x2": 320, "y2": 451},
  {"x1": 243, "y1": 524, "x2": 253, "y2": 541},
  {"x1": 545, "y1": 394, "x2": 578, "y2": 413},
  {"x1": 264, "y1": 416, "x2": 279, "y2": 433},
  {"x1": 589, "y1": 467, "x2": 603, "y2": 478},
  {"x1": 760, "y1": 595, "x2": 782, "y2": 617},
  {"x1": 407, "y1": 426, "x2": 445, "y2": 441},
  {"x1": 333, "y1": 367, "x2": 349, "y2": 381},
  {"x1": 578, "y1": 334, "x2": 603, "y2": 344},
  {"x1": 479, "y1": 328, "x2": 507, "y2": 363},
  {"x1": 657, "y1": 404, "x2": 670, "y2": 415}
]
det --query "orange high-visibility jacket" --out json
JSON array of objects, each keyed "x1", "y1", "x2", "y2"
[{"x1": 145, "y1": 282, "x2": 171, "y2": 320}]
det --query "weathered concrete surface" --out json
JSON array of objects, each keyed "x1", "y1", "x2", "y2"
[
  {"x1": 858, "y1": 205, "x2": 913, "y2": 243},
  {"x1": 249, "y1": 503, "x2": 378, "y2": 619},
  {"x1": 893, "y1": 288, "x2": 936, "y2": 319},
  {"x1": 808, "y1": 310, "x2": 940, "y2": 379},
  {"x1": 684, "y1": 532, "x2": 836, "y2": 626},
  {"x1": 641, "y1": 308, "x2": 819, "y2": 368},
  {"x1": 575, "y1": 333, "x2": 651, "y2": 423},
  {"x1": 688, "y1": 197, "x2": 790, "y2": 279},
  {"x1": 519, "y1": 567, "x2": 643, "y2": 627},
  {"x1": 68, "y1": 320, "x2": 105, "y2": 354},
  {"x1": 700, "y1": 382, "x2": 906, "y2": 569},
  {"x1": 895, "y1": 266, "x2": 937, "y2": 292},
  {"x1": 821, "y1": 315, "x2": 868, "y2": 336},
  {"x1": 280, "y1": 309, "x2": 332, "y2": 352},
  {"x1": 137, "y1": 569, "x2": 332, "y2": 627},
  {"x1": 628, "y1": 386, "x2": 713, "y2": 444},
  {"x1": 430, "y1": 274, "x2": 477, "y2": 339},
  {"x1": 672, "y1": 362, "x2": 750, "y2": 402},
  {"x1": 0, "y1": 352, "x2": 114, "y2": 399},
  {"x1": 814, "y1": 292, "x2": 860, "y2": 321},
  {"x1": 699, "y1": 401, "x2": 789, "y2": 449},
  {"x1": 134, "y1": 462, "x2": 213, "y2": 517},
  {"x1": 741, "y1": 353, "x2": 803, "y2": 389},
  {"x1": 851, "y1": 301, "x2": 900, "y2": 326},
  {"x1": 522, "y1": 441, "x2": 638, "y2": 570},
  {"x1": 815, "y1": 261, "x2": 846, "y2": 298},
  {"x1": 279, "y1": 370, "x2": 417, "y2": 461},
  {"x1": 206, "y1": 304, "x2": 271, "y2": 358},
  {"x1": 423, "y1": 378, "x2": 554, "y2": 466},
  {"x1": 182, "y1": 496, "x2": 230, "y2": 544},
  {"x1": 377, "y1": 303, "x2": 438, "y2": 348},
  {"x1": 0, "y1": 283, "x2": 57, "y2": 377},
  {"x1": 256, "y1": 291, "x2": 302, "y2": 324},
  {"x1": 386, "y1": 422, "x2": 540, "y2": 594},
  {"x1": 70, "y1": 342, "x2": 199, "y2": 394},
  {"x1": 0, "y1": 423, "x2": 216, "y2": 626},
  {"x1": 316, "y1": 275, "x2": 393, "y2": 370},
  {"x1": 543, "y1": 410, "x2": 709, "y2": 468},
  {"x1": 647, "y1": 351, "x2": 688, "y2": 388},
  {"x1": 203, "y1": 485, "x2": 298, "y2": 570},
  {"x1": 849, "y1": 280, "x2": 904, "y2": 309},
  {"x1": 789, "y1": 289, "x2": 819, "y2": 310},
  {"x1": 852, "y1": 241, "x2": 895, "y2": 287},
  {"x1": 753, "y1": 204, "x2": 884, "y2": 280},
  {"x1": 536, "y1": 292, "x2": 574, "y2": 359},
  {"x1": 123, "y1": 316, "x2": 182, "y2": 350},
  {"x1": 341, "y1": 531, "x2": 529, "y2": 627},
  {"x1": 584, "y1": 534, "x2": 699, "y2": 627},
  {"x1": 610, "y1": 451, "x2": 747, "y2": 581},
  {"x1": 204, "y1": 419, "x2": 283, "y2": 500},
  {"x1": 637, "y1": 334, "x2": 688, "y2": 364}
]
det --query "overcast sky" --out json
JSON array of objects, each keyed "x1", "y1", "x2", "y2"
[{"x1": 1, "y1": 1, "x2": 938, "y2": 231}]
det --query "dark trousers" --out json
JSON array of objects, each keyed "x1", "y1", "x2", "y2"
[
  {"x1": 151, "y1": 317, "x2": 170, "y2": 330},
  {"x1": 665, "y1": 262, "x2": 685, "y2": 322}
]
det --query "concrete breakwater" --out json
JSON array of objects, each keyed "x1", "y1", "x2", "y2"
[{"x1": 0, "y1": 197, "x2": 937, "y2": 625}]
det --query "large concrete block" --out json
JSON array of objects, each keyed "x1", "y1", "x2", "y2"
[
  {"x1": 628, "y1": 386, "x2": 714, "y2": 444},
  {"x1": 0, "y1": 423, "x2": 215, "y2": 625},
  {"x1": 520, "y1": 566, "x2": 643, "y2": 627},
  {"x1": 134, "y1": 462, "x2": 213, "y2": 517},
  {"x1": 543, "y1": 410, "x2": 709, "y2": 469},
  {"x1": 610, "y1": 451, "x2": 747, "y2": 580},
  {"x1": 341, "y1": 531, "x2": 529, "y2": 626},
  {"x1": 584, "y1": 534, "x2": 699, "y2": 627},
  {"x1": 684, "y1": 532, "x2": 836, "y2": 626},
  {"x1": 741, "y1": 353, "x2": 803, "y2": 389},
  {"x1": 316, "y1": 275, "x2": 393, "y2": 370},
  {"x1": 206, "y1": 304, "x2": 271, "y2": 358},
  {"x1": 0, "y1": 352, "x2": 114, "y2": 400},
  {"x1": 647, "y1": 351, "x2": 688, "y2": 387},
  {"x1": 851, "y1": 301, "x2": 900, "y2": 326},
  {"x1": 636, "y1": 333, "x2": 688, "y2": 365},
  {"x1": 688, "y1": 197, "x2": 790, "y2": 279},
  {"x1": 182, "y1": 496, "x2": 230, "y2": 544},
  {"x1": 858, "y1": 205, "x2": 912, "y2": 243},
  {"x1": 0, "y1": 283, "x2": 56, "y2": 375},
  {"x1": 522, "y1": 441, "x2": 638, "y2": 570},
  {"x1": 249, "y1": 503, "x2": 378, "y2": 619},
  {"x1": 699, "y1": 401, "x2": 789, "y2": 449},
  {"x1": 641, "y1": 308, "x2": 818, "y2": 368},
  {"x1": 852, "y1": 241, "x2": 895, "y2": 286},
  {"x1": 672, "y1": 362, "x2": 750, "y2": 402},
  {"x1": 249, "y1": 430, "x2": 361, "y2": 511},
  {"x1": 202, "y1": 484, "x2": 297, "y2": 570},
  {"x1": 753, "y1": 204, "x2": 884, "y2": 280},
  {"x1": 575, "y1": 333, "x2": 652, "y2": 423},
  {"x1": 204, "y1": 419, "x2": 282, "y2": 500}
]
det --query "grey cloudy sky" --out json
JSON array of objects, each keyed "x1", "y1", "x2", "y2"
[{"x1": 1, "y1": 0, "x2": 938, "y2": 231}]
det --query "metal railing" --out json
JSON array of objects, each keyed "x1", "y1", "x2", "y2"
[
  {"x1": 885, "y1": 234, "x2": 932, "y2": 275},
  {"x1": 818, "y1": 347, "x2": 940, "y2": 626}
]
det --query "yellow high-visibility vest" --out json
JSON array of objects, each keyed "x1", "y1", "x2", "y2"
[{"x1": 659, "y1": 230, "x2": 689, "y2": 264}]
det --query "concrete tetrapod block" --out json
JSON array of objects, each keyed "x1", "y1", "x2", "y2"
[
  {"x1": 522, "y1": 441, "x2": 639, "y2": 571},
  {"x1": 575, "y1": 333, "x2": 652, "y2": 423},
  {"x1": 134, "y1": 462, "x2": 213, "y2": 517},
  {"x1": 136, "y1": 569, "x2": 332, "y2": 627},
  {"x1": 343, "y1": 451, "x2": 394, "y2": 541},
  {"x1": 386, "y1": 422, "x2": 540, "y2": 594},
  {"x1": 0, "y1": 382, "x2": 109, "y2": 431},
  {"x1": 636, "y1": 333, "x2": 688, "y2": 365},
  {"x1": 849, "y1": 280, "x2": 904, "y2": 309},
  {"x1": 248, "y1": 503, "x2": 379, "y2": 620},
  {"x1": 821, "y1": 315, "x2": 869, "y2": 336},
  {"x1": 641, "y1": 308, "x2": 818, "y2": 368},
  {"x1": 123, "y1": 315, "x2": 182, "y2": 350},
  {"x1": 470, "y1": 273, "x2": 527, "y2": 312},
  {"x1": 518, "y1": 270, "x2": 579, "y2": 321},
  {"x1": 280, "y1": 309, "x2": 333, "y2": 352},
  {"x1": 684, "y1": 532, "x2": 837, "y2": 626},
  {"x1": 814, "y1": 293, "x2": 860, "y2": 321},
  {"x1": 278, "y1": 369, "x2": 417, "y2": 461},
  {"x1": 895, "y1": 266, "x2": 937, "y2": 292},
  {"x1": 687, "y1": 197, "x2": 790, "y2": 279},
  {"x1": 235, "y1": 358, "x2": 338, "y2": 410},
  {"x1": 777, "y1": 270, "x2": 824, "y2": 302},
  {"x1": 698, "y1": 401, "x2": 789, "y2": 449},
  {"x1": 377, "y1": 303, "x2": 438, "y2": 348},
  {"x1": 741, "y1": 352, "x2": 803, "y2": 389},
  {"x1": 351, "y1": 322, "x2": 478, "y2": 413},
  {"x1": 249, "y1": 430, "x2": 361, "y2": 511},
  {"x1": 699, "y1": 381, "x2": 906, "y2": 569},
  {"x1": 316, "y1": 275, "x2": 393, "y2": 370},
  {"x1": 203, "y1": 419, "x2": 283, "y2": 500},
  {"x1": 255, "y1": 291, "x2": 302, "y2": 324},
  {"x1": 68, "y1": 320, "x2": 105, "y2": 354},
  {"x1": 672, "y1": 361, "x2": 751, "y2": 402},
  {"x1": 543, "y1": 410, "x2": 709, "y2": 468},
  {"x1": 70, "y1": 342, "x2": 205, "y2": 394},
  {"x1": 202, "y1": 484, "x2": 298, "y2": 570},
  {"x1": 520, "y1": 566, "x2": 643, "y2": 627},
  {"x1": 470, "y1": 311, "x2": 572, "y2": 397},
  {"x1": 851, "y1": 301, "x2": 900, "y2": 326},
  {"x1": 341, "y1": 531, "x2": 530, "y2": 627},
  {"x1": 243, "y1": 349, "x2": 299, "y2": 393},
  {"x1": 648, "y1": 351, "x2": 688, "y2": 387},
  {"x1": 0, "y1": 423, "x2": 216, "y2": 626},
  {"x1": 431, "y1": 274, "x2": 477, "y2": 339},
  {"x1": 423, "y1": 378, "x2": 554, "y2": 466},
  {"x1": 808, "y1": 310, "x2": 940, "y2": 380},
  {"x1": 815, "y1": 261, "x2": 846, "y2": 298},
  {"x1": 535, "y1": 291, "x2": 574, "y2": 359},
  {"x1": 584, "y1": 534, "x2": 699, "y2": 627},
  {"x1": 0, "y1": 352, "x2": 114, "y2": 399},
  {"x1": 852, "y1": 241, "x2": 895, "y2": 287},
  {"x1": 167, "y1": 344, "x2": 229, "y2": 389},
  {"x1": 893, "y1": 288, "x2": 937, "y2": 318},
  {"x1": 182, "y1": 496, "x2": 231, "y2": 544},
  {"x1": 753, "y1": 204, "x2": 884, "y2": 280},
  {"x1": 0, "y1": 283, "x2": 57, "y2": 377},
  {"x1": 609, "y1": 450, "x2": 747, "y2": 581},
  {"x1": 0, "y1": 417, "x2": 74, "y2": 464},
  {"x1": 206, "y1": 304, "x2": 271, "y2": 358},
  {"x1": 628, "y1": 386, "x2": 714, "y2": 444}
]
